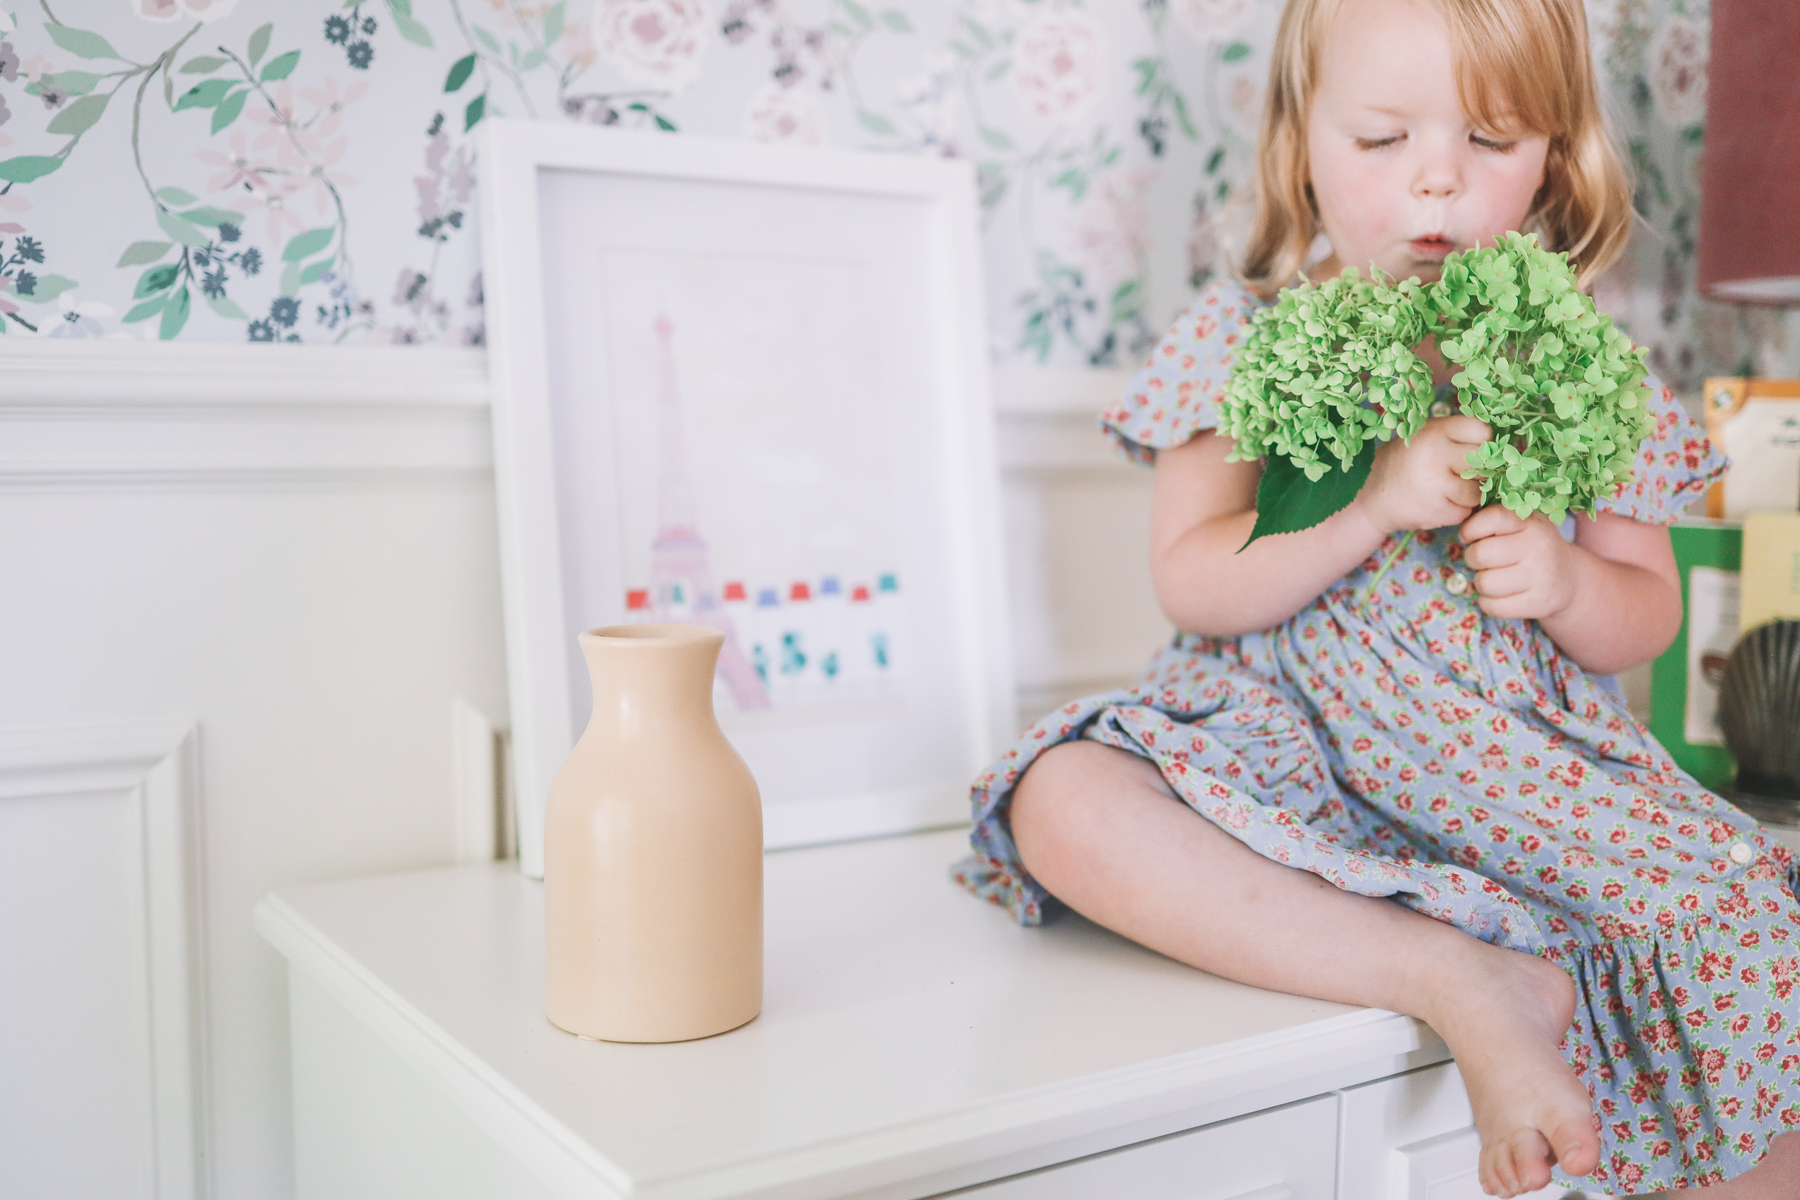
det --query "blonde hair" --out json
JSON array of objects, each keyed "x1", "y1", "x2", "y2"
[{"x1": 1235, "y1": 0, "x2": 1633, "y2": 300}]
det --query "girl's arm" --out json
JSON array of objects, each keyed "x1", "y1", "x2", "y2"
[
  {"x1": 1459, "y1": 506, "x2": 1682, "y2": 675},
  {"x1": 1150, "y1": 416, "x2": 1491, "y2": 636}
]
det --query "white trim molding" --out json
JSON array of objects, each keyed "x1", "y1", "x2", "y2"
[
  {"x1": 0, "y1": 340, "x2": 491, "y2": 491},
  {"x1": 0, "y1": 718, "x2": 210, "y2": 1200}
]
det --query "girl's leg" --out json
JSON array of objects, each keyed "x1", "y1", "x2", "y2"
[{"x1": 1010, "y1": 741, "x2": 1596, "y2": 1198}]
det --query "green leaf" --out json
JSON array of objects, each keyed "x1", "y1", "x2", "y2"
[
  {"x1": 44, "y1": 24, "x2": 119, "y2": 60},
  {"x1": 280, "y1": 260, "x2": 300, "y2": 297},
  {"x1": 155, "y1": 186, "x2": 199, "y2": 206},
  {"x1": 134, "y1": 262, "x2": 181, "y2": 298},
  {"x1": 1681, "y1": 124, "x2": 1704, "y2": 146},
  {"x1": 41, "y1": 70, "x2": 102, "y2": 95},
  {"x1": 45, "y1": 93, "x2": 108, "y2": 136},
  {"x1": 517, "y1": 48, "x2": 546, "y2": 70},
  {"x1": 544, "y1": 2, "x2": 565, "y2": 44},
  {"x1": 211, "y1": 88, "x2": 249, "y2": 134},
  {"x1": 157, "y1": 208, "x2": 211, "y2": 247},
  {"x1": 880, "y1": 8, "x2": 911, "y2": 31},
  {"x1": 174, "y1": 78, "x2": 236, "y2": 111},
  {"x1": 160, "y1": 285, "x2": 191, "y2": 339},
  {"x1": 444, "y1": 53, "x2": 476, "y2": 92},
  {"x1": 299, "y1": 257, "x2": 334, "y2": 285},
  {"x1": 464, "y1": 92, "x2": 486, "y2": 132},
  {"x1": 1220, "y1": 41, "x2": 1250, "y2": 62},
  {"x1": 124, "y1": 295, "x2": 169, "y2": 323},
  {"x1": 473, "y1": 25, "x2": 500, "y2": 54},
  {"x1": 260, "y1": 50, "x2": 300, "y2": 82},
  {"x1": 23, "y1": 274, "x2": 77, "y2": 303},
  {"x1": 386, "y1": 0, "x2": 435, "y2": 47},
  {"x1": 181, "y1": 206, "x2": 241, "y2": 228},
  {"x1": 180, "y1": 54, "x2": 229, "y2": 73},
  {"x1": 205, "y1": 292, "x2": 249, "y2": 320},
  {"x1": 117, "y1": 240, "x2": 174, "y2": 267},
  {"x1": 856, "y1": 108, "x2": 895, "y2": 135},
  {"x1": 653, "y1": 114, "x2": 676, "y2": 132},
  {"x1": 984, "y1": 58, "x2": 1010, "y2": 82},
  {"x1": 979, "y1": 126, "x2": 1012, "y2": 149},
  {"x1": 1204, "y1": 146, "x2": 1225, "y2": 175},
  {"x1": 0, "y1": 156, "x2": 64, "y2": 183},
  {"x1": 841, "y1": 0, "x2": 874, "y2": 27},
  {"x1": 247, "y1": 23, "x2": 273, "y2": 68},
  {"x1": 1240, "y1": 444, "x2": 1374, "y2": 551},
  {"x1": 282, "y1": 226, "x2": 334, "y2": 262}
]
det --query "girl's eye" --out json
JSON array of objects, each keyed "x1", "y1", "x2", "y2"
[
  {"x1": 1355, "y1": 135, "x2": 1402, "y2": 150},
  {"x1": 1472, "y1": 134, "x2": 1519, "y2": 153}
]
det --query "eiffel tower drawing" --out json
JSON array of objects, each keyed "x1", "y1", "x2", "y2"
[{"x1": 645, "y1": 313, "x2": 772, "y2": 710}]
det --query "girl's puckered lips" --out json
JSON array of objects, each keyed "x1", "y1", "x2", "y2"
[{"x1": 1408, "y1": 235, "x2": 1455, "y2": 259}]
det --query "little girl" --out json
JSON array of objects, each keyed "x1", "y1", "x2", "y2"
[{"x1": 954, "y1": 0, "x2": 1800, "y2": 1195}]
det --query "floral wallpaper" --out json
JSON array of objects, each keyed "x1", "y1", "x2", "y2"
[{"x1": 0, "y1": 0, "x2": 1789, "y2": 391}]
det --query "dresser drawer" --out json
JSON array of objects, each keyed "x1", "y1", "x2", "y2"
[
  {"x1": 939, "y1": 1094, "x2": 1337, "y2": 1199},
  {"x1": 1340, "y1": 1062, "x2": 1565, "y2": 1200}
]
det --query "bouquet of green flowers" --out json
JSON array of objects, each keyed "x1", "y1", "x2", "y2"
[{"x1": 1222, "y1": 231, "x2": 1655, "y2": 552}]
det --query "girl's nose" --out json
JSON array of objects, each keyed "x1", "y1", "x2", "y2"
[{"x1": 1411, "y1": 148, "x2": 1463, "y2": 201}]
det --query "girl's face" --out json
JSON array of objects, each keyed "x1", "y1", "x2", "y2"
[{"x1": 1305, "y1": 0, "x2": 1551, "y2": 284}]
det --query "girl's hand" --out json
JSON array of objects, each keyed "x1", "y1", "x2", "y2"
[
  {"x1": 1355, "y1": 416, "x2": 1492, "y2": 534},
  {"x1": 1459, "y1": 506, "x2": 1578, "y2": 620}
]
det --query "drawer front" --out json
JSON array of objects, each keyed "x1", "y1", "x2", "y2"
[
  {"x1": 942, "y1": 1094, "x2": 1337, "y2": 1199},
  {"x1": 1339, "y1": 1062, "x2": 1565, "y2": 1200}
]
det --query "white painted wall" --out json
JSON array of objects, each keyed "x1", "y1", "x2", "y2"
[{"x1": 0, "y1": 340, "x2": 1163, "y2": 1198}]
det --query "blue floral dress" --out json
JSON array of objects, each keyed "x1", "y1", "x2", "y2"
[{"x1": 954, "y1": 279, "x2": 1800, "y2": 1192}]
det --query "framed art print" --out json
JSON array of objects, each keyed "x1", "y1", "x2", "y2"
[{"x1": 478, "y1": 121, "x2": 1015, "y2": 877}]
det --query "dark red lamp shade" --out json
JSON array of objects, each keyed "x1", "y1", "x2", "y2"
[{"x1": 1696, "y1": 0, "x2": 1800, "y2": 305}]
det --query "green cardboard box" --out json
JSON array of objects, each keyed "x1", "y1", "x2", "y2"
[{"x1": 1648, "y1": 518, "x2": 1742, "y2": 792}]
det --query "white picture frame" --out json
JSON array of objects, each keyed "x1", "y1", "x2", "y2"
[{"x1": 478, "y1": 121, "x2": 1016, "y2": 878}]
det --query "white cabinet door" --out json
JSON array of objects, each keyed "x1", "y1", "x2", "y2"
[
  {"x1": 940, "y1": 1095, "x2": 1337, "y2": 1199},
  {"x1": 1340, "y1": 1062, "x2": 1566, "y2": 1200}
]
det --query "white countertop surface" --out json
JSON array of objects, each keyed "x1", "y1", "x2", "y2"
[{"x1": 256, "y1": 828, "x2": 1450, "y2": 1200}]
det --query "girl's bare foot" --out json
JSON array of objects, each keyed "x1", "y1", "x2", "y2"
[{"x1": 1416, "y1": 943, "x2": 1598, "y2": 1197}]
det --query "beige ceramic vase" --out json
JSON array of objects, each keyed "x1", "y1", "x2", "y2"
[{"x1": 544, "y1": 623, "x2": 763, "y2": 1043}]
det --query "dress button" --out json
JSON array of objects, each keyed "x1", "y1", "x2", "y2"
[
  {"x1": 1445, "y1": 573, "x2": 1470, "y2": 596},
  {"x1": 1730, "y1": 842, "x2": 1754, "y2": 865},
  {"x1": 1430, "y1": 399, "x2": 1455, "y2": 418}
]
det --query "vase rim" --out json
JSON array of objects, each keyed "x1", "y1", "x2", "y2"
[{"x1": 584, "y1": 623, "x2": 723, "y2": 645}]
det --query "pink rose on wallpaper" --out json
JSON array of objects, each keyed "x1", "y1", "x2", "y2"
[
  {"x1": 1013, "y1": 11, "x2": 1105, "y2": 122},
  {"x1": 1170, "y1": 0, "x2": 1254, "y2": 44},
  {"x1": 133, "y1": 0, "x2": 237, "y2": 22},
  {"x1": 1648, "y1": 16, "x2": 1706, "y2": 127},
  {"x1": 593, "y1": 0, "x2": 709, "y2": 91},
  {"x1": 743, "y1": 83, "x2": 823, "y2": 146}
]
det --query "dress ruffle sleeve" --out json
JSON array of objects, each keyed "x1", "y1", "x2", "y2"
[
  {"x1": 1594, "y1": 373, "x2": 1728, "y2": 525},
  {"x1": 1099, "y1": 279, "x2": 1264, "y2": 465}
]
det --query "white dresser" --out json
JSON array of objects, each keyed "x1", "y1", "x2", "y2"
[{"x1": 256, "y1": 828, "x2": 1581, "y2": 1200}]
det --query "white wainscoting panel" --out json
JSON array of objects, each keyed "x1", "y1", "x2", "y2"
[{"x1": 0, "y1": 720, "x2": 205, "y2": 1200}]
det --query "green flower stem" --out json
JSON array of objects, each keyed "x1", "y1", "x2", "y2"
[{"x1": 1359, "y1": 530, "x2": 1415, "y2": 614}]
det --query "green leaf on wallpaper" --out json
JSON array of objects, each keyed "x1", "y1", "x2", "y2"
[
  {"x1": 960, "y1": 16, "x2": 992, "y2": 48},
  {"x1": 654, "y1": 114, "x2": 676, "y2": 131},
  {"x1": 1221, "y1": 41, "x2": 1250, "y2": 62},
  {"x1": 979, "y1": 125, "x2": 1012, "y2": 150},
  {"x1": 473, "y1": 26, "x2": 500, "y2": 55},
  {"x1": 1215, "y1": 178, "x2": 1229, "y2": 202},
  {"x1": 27, "y1": 274, "x2": 77, "y2": 302},
  {"x1": 386, "y1": 0, "x2": 435, "y2": 48},
  {"x1": 856, "y1": 109, "x2": 895, "y2": 135},
  {"x1": 1682, "y1": 125, "x2": 1704, "y2": 146},
  {"x1": 45, "y1": 93, "x2": 108, "y2": 136},
  {"x1": 279, "y1": 260, "x2": 300, "y2": 297},
  {"x1": 299, "y1": 257, "x2": 335, "y2": 286},
  {"x1": 519, "y1": 48, "x2": 548, "y2": 70},
  {"x1": 156, "y1": 186, "x2": 200, "y2": 206},
  {"x1": 174, "y1": 79, "x2": 235, "y2": 111},
  {"x1": 261, "y1": 51, "x2": 301, "y2": 82},
  {"x1": 0, "y1": 155, "x2": 64, "y2": 183},
  {"x1": 117, "y1": 241, "x2": 173, "y2": 267},
  {"x1": 123, "y1": 295, "x2": 168, "y2": 323},
  {"x1": 282, "y1": 227, "x2": 334, "y2": 262},
  {"x1": 1110, "y1": 277, "x2": 1142, "y2": 323},
  {"x1": 160, "y1": 285, "x2": 191, "y2": 339},
  {"x1": 880, "y1": 9, "x2": 912, "y2": 32},
  {"x1": 248, "y1": 23, "x2": 273, "y2": 68},
  {"x1": 465, "y1": 92, "x2": 487, "y2": 132},
  {"x1": 41, "y1": 70, "x2": 101, "y2": 96},
  {"x1": 134, "y1": 263, "x2": 180, "y2": 298},
  {"x1": 445, "y1": 54, "x2": 476, "y2": 93},
  {"x1": 983, "y1": 57, "x2": 1010, "y2": 81},
  {"x1": 948, "y1": 39, "x2": 974, "y2": 58},
  {"x1": 205, "y1": 293, "x2": 248, "y2": 320},
  {"x1": 44, "y1": 24, "x2": 119, "y2": 61},
  {"x1": 841, "y1": 0, "x2": 874, "y2": 29},
  {"x1": 1051, "y1": 168, "x2": 1086, "y2": 201},
  {"x1": 181, "y1": 54, "x2": 228, "y2": 74},
  {"x1": 1204, "y1": 146, "x2": 1225, "y2": 175},
  {"x1": 1131, "y1": 58, "x2": 1155, "y2": 94},
  {"x1": 829, "y1": 21, "x2": 855, "y2": 37},
  {"x1": 545, "y1": 2, "x2": 565, "y2": 45},
  {"x1": 1172, "y1": 90, "x2": 1197, "y2": 138},
  {"x1": 182, "y1": 206, "x2": 241, "y2": 227},
  {"x1": 211, "y1": 88, "x2": 249, "y2": 134},
  {"x1": 157, "y1": 208, "x2": 211, "y2": 248}
]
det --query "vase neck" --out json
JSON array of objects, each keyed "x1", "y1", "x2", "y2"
[{"x1": 579, "y1": 625, "x2": 723, "y2": 742}]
